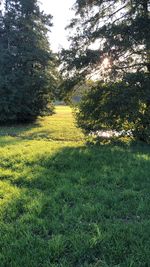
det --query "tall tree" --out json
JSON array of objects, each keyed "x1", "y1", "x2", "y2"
[
  {"x1": 61, "y1": 0, "x2": 150, "y2": 143},
  {"x1": 0, "y1": 0, "x2": 58, "y2": 123}
]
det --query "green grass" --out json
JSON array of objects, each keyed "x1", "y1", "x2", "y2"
[
  {"x1": 0, "y1": 106, "x2": 84, "y2": 142},
  {"x1": 0, "y1": 106, "x2": 150, "y2": 267}
]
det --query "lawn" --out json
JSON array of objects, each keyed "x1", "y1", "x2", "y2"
[{"x1": 0, "y1": 106, "x2": 150, "y2": 267}]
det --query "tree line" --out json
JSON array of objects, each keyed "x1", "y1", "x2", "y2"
[{"x1": 0, "y1": 0, "x2": 150, "y2": 143}]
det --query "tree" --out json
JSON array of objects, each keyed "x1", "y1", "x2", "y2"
[
  {"x1": 0, "y1": 0, "x2": 58, "y2": 123},
  {"x1": 61, "y1": 0, "x2": 150, "y2": 143}
]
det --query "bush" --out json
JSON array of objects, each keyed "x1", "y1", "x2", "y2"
[{"x1": 76, "y1": 72, "x2": 150, "y2": 143}]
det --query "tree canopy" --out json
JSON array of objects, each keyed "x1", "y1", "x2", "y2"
[{"x1": 61, "y1": 0, "x2": 150, "y2": 80}]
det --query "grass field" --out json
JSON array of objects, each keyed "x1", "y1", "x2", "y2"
[{"x1": 0, "y1": 106, "x2": 150, "y2": 267}]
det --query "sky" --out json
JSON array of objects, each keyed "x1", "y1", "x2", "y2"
[{"x1": 39, "y1": 0, "x2": 75, "y2": 52}]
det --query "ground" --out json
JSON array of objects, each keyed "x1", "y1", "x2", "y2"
[{"x1": 0, "y1": 106, "x2": 150, "y2": 267}]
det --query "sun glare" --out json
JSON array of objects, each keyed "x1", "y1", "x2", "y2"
[{"x1": 102, "y1": 58, "x2": 109, "y2": 69}]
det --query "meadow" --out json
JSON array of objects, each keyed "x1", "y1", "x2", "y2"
[{"x1": 0, "y1": 106, "x2": 150, "y2": 267}]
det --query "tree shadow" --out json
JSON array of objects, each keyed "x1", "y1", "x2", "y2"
[
  {"x1": 90, "y1": 136, "x2": 150, "y2": 155},
  {"x1": 0, "y1": 119, "x2": 42, "y2": 137},
  {"x1": 0, "y1": 119, "x2": 59, "y2": 146},
  {"x1": 1, "y1": 143, "x2": 150, "y2": 266}
]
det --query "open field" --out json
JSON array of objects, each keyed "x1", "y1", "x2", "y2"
[{"x1": 0, "y1": 106, "x2": 150, "y2": 267}]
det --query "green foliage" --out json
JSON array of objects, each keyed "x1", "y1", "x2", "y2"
[
  {"x1": 0, "y1": 106, "x2": 150, "y2": 267},
  {"x1": 77, "y1": 72, "x2": 150, "y2": 143},
  {"x1": 61, "y1": 0, "x2": 150, "y2": 77},
  {"x1": 60, "y1": 0, "x2": 150, "y2": 144},
  {"x1": 0, "y1": 0, "x2": 58, "y2": 123}
]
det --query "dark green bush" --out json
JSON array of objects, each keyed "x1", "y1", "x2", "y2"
[{"x1": 77, "y1": 72, "x2": 150, "y2": 143}]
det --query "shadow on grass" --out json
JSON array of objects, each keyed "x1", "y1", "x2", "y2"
[
  {"x1": 0, "y1": 120, "x2": 84, "y2": 143},
  {"x1": 0, "y1": 120, "x2": 60, "y2": 146},
  {"x1": 0, "y1": 120, "x2": 41, "y2": 136},
  {"x1": 0, "y1": 144, "x2": 150, "y2": 267}
]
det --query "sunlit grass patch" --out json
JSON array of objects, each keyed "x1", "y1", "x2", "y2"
[
  {"x1": 0, "y1": 106, "x2": 84, "y2": 142},
  {"x1": 0, "y1": 106, "x2": 150, "y2": 267}
]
